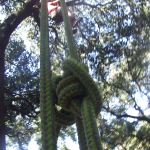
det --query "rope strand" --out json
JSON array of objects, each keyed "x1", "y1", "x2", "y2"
[
  {"x1": 40, "y1": 0, "x2": 56, "y2": 149},
  {"x1": 59, "y1": 0, "x2": 78, "y2": 60}
]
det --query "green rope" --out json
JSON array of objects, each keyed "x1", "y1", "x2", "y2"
[
  {"x1": 81, "y1": 97, "x2": 103, "y2": 150},
  {"x1": 59, "y1": 0, "x2": 78, "y2": 60},
  {"x1": 40, "y1": 0, "x2": 56, "y2": 149},
  {"x1": 40, "y1": 0, "x2": 103, "y2": 150},
  {"x1": 76, "y1": 116, "x2": 88, "y2": 150},
  {"x1": 58, "y1": 1, "x2": 103, "y2": 150},
  {"x1": 53, "y1": 59, "x2": 103, "y2": 149}
]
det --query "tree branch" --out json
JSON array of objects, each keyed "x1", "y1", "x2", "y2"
[
  {"x1": 32, "y1": 5, "x2": 40, "y2": 29},
  {"x1": 103, "y1": 106, "x2": 150, "y2": 124},
  {"x1": 5, "y1": 97, "x2": 36, "y2": 117},
  {"x1": 0, "y1": 0, "x2": 39, "y2": 51},
  {"x1": 73, "y1": 0, "x2": 113, "y2": 8},
  {"x1": 101, "y1": 73, "x2": 145, "y2": 116}
]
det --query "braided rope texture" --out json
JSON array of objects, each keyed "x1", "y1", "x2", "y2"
[
  {"x1": 40, "y1": 0, "x2": 56, "y2": 149},
  {"x1": 81, "y1": 97, "x2": 103, "y2": 150},
  {"x1": 40, "y1": 0, "x2": 103, "y2": 149},
  {"x1": 52, "y1": 58, "x2": 103, "y2": 149},
  {"x1": 59, "y1": 0, "x2": 77, "y2": 59},
  {"x1": 76, "y1": 116, "x2": 88, "y2": 150}
]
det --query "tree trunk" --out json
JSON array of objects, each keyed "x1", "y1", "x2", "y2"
[{"x1": 0, "y1": 42, "x2": 6, "y2": 150}]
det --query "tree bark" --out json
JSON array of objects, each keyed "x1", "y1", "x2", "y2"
[{"x1": 0, "y1": 43, "x2": 5, "y2": 150}]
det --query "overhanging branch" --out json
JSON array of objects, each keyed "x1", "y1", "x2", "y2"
[
  {"x1": 103, "y1": 106, "x2": 150, "y2": 124},
  {"x1": 0, "y1": 0, "x2": 39, "y2": 51}
]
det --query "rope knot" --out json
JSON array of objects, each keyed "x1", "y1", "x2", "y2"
[{"x1": 53, "y1": 59, "x2": 103, "y2": 120}]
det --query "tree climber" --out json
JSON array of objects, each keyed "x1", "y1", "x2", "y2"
[{"x1": 47, "y1": 0, "x2": 83, "y2": 34}]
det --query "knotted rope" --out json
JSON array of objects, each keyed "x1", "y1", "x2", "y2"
[
  {"x1": 52, "y1": 58, "x2": 103, "y2": 149},
  {"x1": 59, "y1": 1, "x2": 103, "y2": 149},
  {"x1": 40, "y1": 0, "x2": 103, "y2": 149}
]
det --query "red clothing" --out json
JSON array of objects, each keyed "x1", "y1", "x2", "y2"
[
  {"x1": 47, "y1": 1, "x2": 83, "y2": 28},
  {"x1": 47, "y1": 2, "x2": 59, "y2": 17}
]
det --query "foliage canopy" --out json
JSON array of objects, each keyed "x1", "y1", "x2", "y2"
[{"x1": 0, "y1": 0, "x2": 150, "y2": 149}]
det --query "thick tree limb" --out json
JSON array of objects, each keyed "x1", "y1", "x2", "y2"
[{"x1": 0, "y1": 0, "x2": 39, "y2": 50}]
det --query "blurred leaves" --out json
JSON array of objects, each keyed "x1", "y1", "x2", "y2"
[{"x1": 1, "y1": 0, "x2": 150, "y2": 149}]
